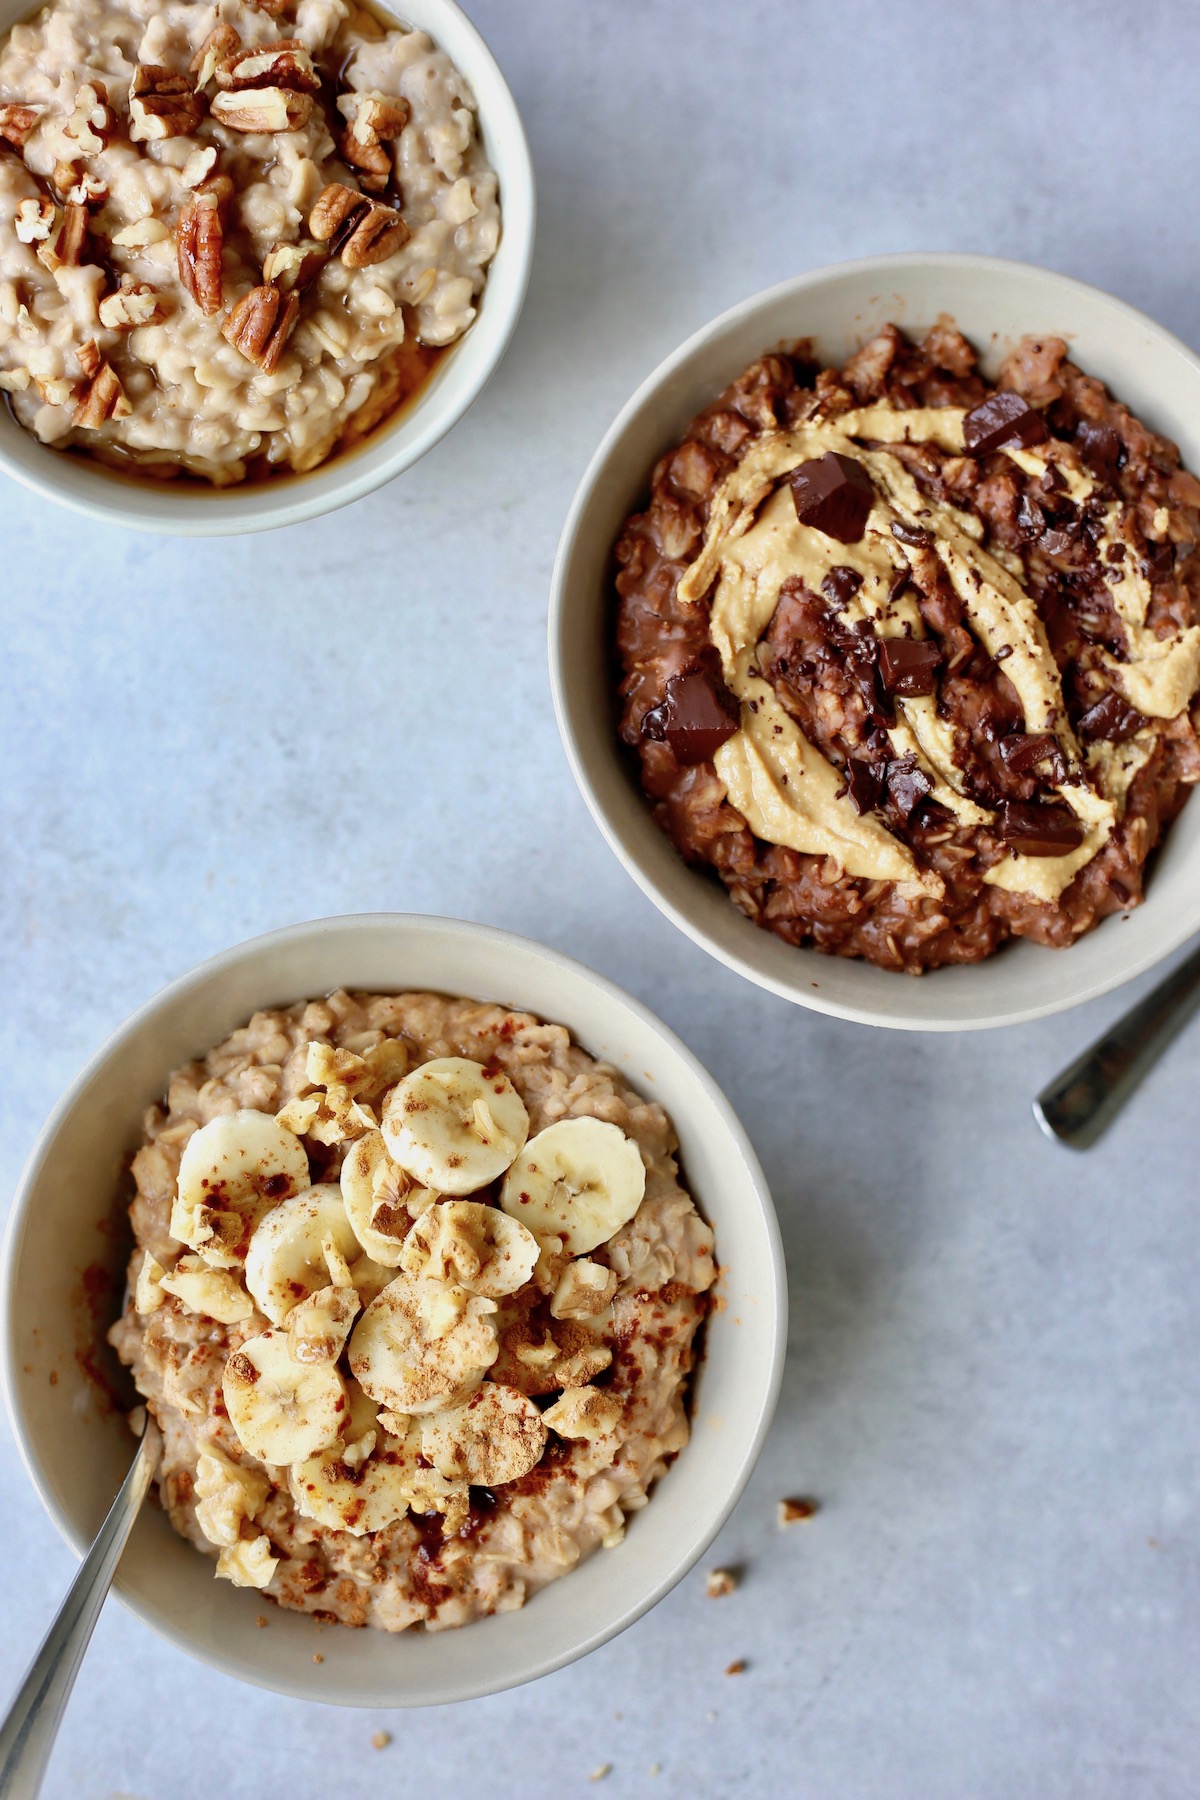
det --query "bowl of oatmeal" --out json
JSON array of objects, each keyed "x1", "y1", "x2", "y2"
[
  {"x1": 550, "y1": 253, "x2": 1200, "y2": 1030},
  {"x1": 0, "y1": 0, "x2": 533, "y2": 532},
  {"x1": 0, "y1": 914, "x2": 784, "y2": 1705}
]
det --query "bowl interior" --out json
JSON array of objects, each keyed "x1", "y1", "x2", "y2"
[
  {"x1": 0, "y1": 0, "x2": 534, "y2": 535},
  {"x1": 552, "y1": 254, "x2": 1200, "y2": 1029},
  {"x1": 2, "y1": 916, "x2": 784, "y2": 1706}
]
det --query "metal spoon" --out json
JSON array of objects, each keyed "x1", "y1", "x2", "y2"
[
  {"x1": 0, "y1": 1418, "x2": 161, "y2": 1800},
  {"x1": 1034, "y1": 939, "x2": 1200, "y2": 1149}
]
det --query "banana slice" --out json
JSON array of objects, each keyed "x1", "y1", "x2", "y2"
[
  {"x1": 381, "y1": 1058, "x2": 529, "y2": 1196},
  {"x1": 348, "y1": 1273, "x2": 498, "y2": 1415},
  {"x1": 398, "y1": 1201, "x2": 540, "y2": 1298},
  {"x1": 340, "y1": 1130, "x2": 437, "y2": 1266},
  {"x1": 223, "y1": 1328, "x2": 347, "y2": 1465},
  {"x1": 172, "y1": 1109, "x2": 311, "y2": 1268},
  {"x1": 420, "y1": 1383, "x2": 548, "y2": 1486},
  {"x1": 244, "y1": 1184, "x2": 361, "y2": 1325},
  {"x1": 499, "y1": 1118, "x2": 646, "y2": 1254},
  {"x1": 289, "y1": 1382, "x2": 409, "y2": 1535},
  {"x1": 285, "y1": 1241, "x2": 360, "y2": 1364}
]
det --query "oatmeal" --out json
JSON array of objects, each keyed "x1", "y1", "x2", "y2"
[
  {"x1": 108, "y1": 989, "x2": 715, "y2": 1632},
  {"x1": 0, "y1": 0, "x2": 500, "y2": 481},
  {"x1": 615, "y1": 322, "x2": 1200, "y2": 972}
]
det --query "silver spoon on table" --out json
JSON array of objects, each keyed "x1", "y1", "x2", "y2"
[
  {"x1": 0, "y1": 1418, "x2": 161, "y2": 1800},
  {"x1": 1034, "y1": 939, "x2": 1200, "y2": 1148}
]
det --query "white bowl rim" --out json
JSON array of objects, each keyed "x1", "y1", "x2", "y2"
[
  {"x1": 0, "y1": 0, "x2": 536, "y2": 537},
  {"x1": 549, "y1": 250, "x2": 1200, "y2": 1031},
  {"x1": 0, "y1": 911, "x2": 787, "y2": 1704}
]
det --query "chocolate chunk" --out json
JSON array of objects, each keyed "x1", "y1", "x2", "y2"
[
  {"x1": 1076, "y1": 689, "x2": 1145, "y2": 744},
  {"x1": 842, "y1": 756, "x2": 885, "y2": 815},
  {"x1": 1075, "y1": 418, "x2": 1122, "y2": 482},
  {"x1": 1039, "y1": 519, "x2": 1082, "y2": 556},
  {"x1": 998, "y1": 731, "x2": 1066, "y2": 782},
  {"x1": 1015, "y1": 492, "x2": 1046, "y2": 541},
  {"x1": 820, "y1": 565, "x2": 863, "y2": 609},
  {"x1": 996, "y1": 800, "x2": 1084, "y2": 856},
  {"x1": 1142, "y1": 540, "x2": 1176, "y2": 579},
  {"x1": 640, "y1": 648, "x2": 740, "y2": 764},
  {"x1": 884, "y1": 754, "x2": 933, "y2": 820},
  {"x1": 890, "y1": 519, "x2": 932, "y2": 548},
  {"x1": 962, "y1": 390, "x2": 1049, "y2": 456},
  {"x1": 789, "y1": 452, "x2": 875, "y2": 543},
  {"x1": 878, "y1": 637, "x2": 942, "y2": 697}
]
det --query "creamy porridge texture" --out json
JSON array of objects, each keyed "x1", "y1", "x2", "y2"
[
  {"x1": 108, "y1": 991, "x2": 714, "y2": 1631},
  {"x1": 0, "y1": 0, "x2": 500, "y2": 480}
]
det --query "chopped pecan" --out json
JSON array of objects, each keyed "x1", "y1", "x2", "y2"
[
  {"x1": 36, "y1": 202, "x2": 89, "y2": 271},
  {"x1": 338, "y1": 93, "x2": 409, "y2": 192},
  {"x1": 250, "y1": 0, "x2": 290, "y2": 14},
  {"x1": 216, "y1": 38, "x2": 319, "y2": 93},
  {"x1": 73, "y1": 357, "x2": 131, "y2": 428},
  {"x1": 221, "y1": 281, "x2": 299, "y2": 372},
  {"x1": 78, "y1": 337, "x2": 101, "y2": 378},
  {"x1": 180, "y1": 145, "x2": 217, "y2": 189},
  {"x1": 308, "y1": 182, "x2": 408, "y2": 268},
  {"x1": 111, "y1": 216, "x2": 169, "y2": 247},
  {"x1": 0, "y1": 103, "x2": 41, "y2": 148},
  {"x1": 99, "y1": 280, "x2": 166, "y2": 330},
  {"x1": 63, "y1": 165, "x2": 109, "y2": 208},
  {"x1": 189, "y1": 24, "x2": 241, "y2": 89},
  {"x1": 129, "y1": 65, "x2": 206, "y2": 140},
  {"x1": 177, "y1": 192, "x2": 224, "y2": 314},
  {"x1": 261, "y1": 237, "x2": 326, "y2": 291},
  {"x1": 63, "y1": 82, "x2": 115, "y2": 155},
  {"x1": 210, "y1": 87, "x2": 312, "y2": 132},
  {"x1": 13, "y1": 196, "x2": 55, "y2": 243}
]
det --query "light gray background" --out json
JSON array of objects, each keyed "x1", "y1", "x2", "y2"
[{"x1": 3, "y1": 1, "x2": 1198, "y2": 1795}]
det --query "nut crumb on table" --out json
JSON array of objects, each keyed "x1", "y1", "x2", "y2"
[
  {"x1": 371, "y1": 1730, "x2": 392, "y2": 1751},
  {"x1": 778, "y1": 1496, "x2": 819, "y2": 1526},
  {"x1": 705, "y1": 1566, "x2": 738, "y2": 1596}
]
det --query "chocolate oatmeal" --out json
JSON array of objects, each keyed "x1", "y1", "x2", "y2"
[
  {"x1": 615, "y1": 322, "x2": 1200, "y2": 971},
  {"x1": 0, "y1": 0, "x2": 500, "y2": 482},
  {"x1": 108, "y1": 989, "x2": 714, "y2": 1632}
]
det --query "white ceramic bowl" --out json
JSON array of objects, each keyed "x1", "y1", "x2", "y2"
[
  {"x1": 550, "y1": 252, "x2": 1200, "y2": 1031},
  {"x1": 0, "y1": 914, "x2": 784, "y2": 1706},
  {"x1": 0, "y1": 0, "x2": 534, "y2": 535}
]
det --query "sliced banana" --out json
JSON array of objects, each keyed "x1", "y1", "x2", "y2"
[
  {"x1": 348, "y1": 1273, "x2": 498, "y2": 1415},
  {"x1": 420, "y1": 1383, "x2": 548, "y2": 1486},
  {"x1": 340, "y1": 1130, "x2": 437, "y2": 1266},
  {"x1": 159, "y1": 1255, "x2": 256, "y2": 1325},
  {"x1": 398, "y1": 1200, "x2": 540, "y2": 1298},
  {"x1": 500, "y1": 1117, "x2": 646, "y2": 1254},
  {"x1": 285, "y1": 1246, "x2": 360, "y2": 1364},
  {"x1": 244, "y1": 1184, "x2": 360, "y2": 1325},
  {"x1": 289, "y1": 1383, "x2": 412, "y2": 1535},
  {"x1": 172, "y1": 1109, "x2": 311, "y2": 1268},
  {"x1": 222, "y1": 1328, "x2": 347, "y2": 1465},
  {"x1": 381, "y1": 1058, "x2": 529, "y2": 1195}
]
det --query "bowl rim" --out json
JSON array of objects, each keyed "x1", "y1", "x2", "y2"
[
  {"x1": 548, "y1": 250, "x2": 1200, "y2": 1031},
  {"x1": 0, "y1": 911, "x2": 787, "y2": 1704},
  {"x1": 0, "y1": 0, "x2": 537, "y2": 537}
]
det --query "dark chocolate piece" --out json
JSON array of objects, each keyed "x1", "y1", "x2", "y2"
[
  {"x1": 885, "y1": 755, "x2": 933, "y2": 820},
  {"x1": 1039, "y1": 518, "x2": 1081, "y2": 556},
  {"x1": 890, "y1": 519, "x2": 932, "y2": 548},
  {"x1": 998, "y1": 731, "x2": 1066, "y2": 782},
  {"x1": 842, "y1": 757, "x2": 885, "y2": 815},
  {"x1": 1075, "y1": 418, "x2": 1122, "y2": 482},
  {"x1": 1076, "y1": 689, "x2": 1145, "y2": 744},
  {"x1": 640, "y1": 649, "x2": 740, "y2": 764},
  {"x1": 962, "y1": 390, "x2": 1049, "y2": 456},
  {"x1": 821, "y1": 565, "x2": 863, "y2": 609},
  {"x1": 996, "y1": 800, "x2": 1084, "y2": 856},
  {"x1": 789, "y1": 452, "x2": 875, "y2": 543},
  {"x1": 1142, "y1": 540, "x2": 1176, "y2": 579},
  {"x1": 1015, "y1": 492, "x2": 1045, "y2": 540},
  {"x1": 878, "y1": 637, "x2": 942, "y2": 697}
]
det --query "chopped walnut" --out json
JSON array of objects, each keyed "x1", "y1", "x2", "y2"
[
  {"x1": 63, "y1": 82, "x2": 115, "y2": 156},
  {"x1": 35, "y1": 202, "x2": 88, "y2": 271},
  {"x1": 308, "y1": 182, "x2": 409, "y2": 269},
  {"x1": 180, "y1": 145, "x2": 218, "y2": 189},
  {"x1": 129, "y1": 65, "x2": 206, "y2": 141},
  {"x1": 99, "y1": 281, "x2": 167, "y2": 330},
  {"x1": 189, "y1": 24, "x2": 240, "y2": 90},
  {"x1": 216, "y1": 39, "x2": 319, "y2": 94},
  {"x1": 210, "y1": 87, "x2": 312, "y2": 133},
  {"x1": 221, "y1": 281, "x2": 299, "y2": 372},
  {"x1": 705, "y1": 1567, "x2": 738, "y2": 1598},
  {"x1": 73, "y1": 358, "x2": 131, "y2": 428},
  {"x1": 177, "y1": 191, "x2": 225, "y2": 315},
  {"x1": 13, "y1": 196, "x2": 54, "y2": 244},
  {"x1": 778, "y1": 1496, "x2": 818, "y2": 1526},
  {"x1": 63, "y1": 167, "x2": 109, "y2": 208},
  {"x1": 338, "y1": 90, "x2": 409, "y2": 193},
  {"x1": 111, "y1": 216, "x2": 169, "y2": 248},
  {"x1": 261, "y1": 237, "x2": 326, "y2": 291},
  {"x1": 0, "y1": 104, "x2": 41, "y2": 149}
]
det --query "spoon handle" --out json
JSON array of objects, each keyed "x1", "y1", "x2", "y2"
[
  {"x1": 0, "y1": 1420, "x2": 160, "y2": 1800},
  {"x1": 1034, "y1": 940, "x2": 1200, "y2": 1149}
]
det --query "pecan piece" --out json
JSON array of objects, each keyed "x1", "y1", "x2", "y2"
[
  {"x1": 190, "y1": 25, "x2": 241, "y2": 89},
  {"x1": 36, "y1": 201, "x2": 89, "y2": 271},
  {"x1": 0, "y1": 103, "x2": 41, "y2": 148},
  {"x1": 73, "y1": 356, "x2": 130, "y2": 427},
  {"x1": 221, "y1": 281, "x2": 299, "y2": 372},
  {"x1": 308, "y1": 183, "x2": 408, "y2": 268},
  {"x1": 339, "y1": 93, "x2": 409, "y2": 193},
  {"x1": 62, "y1": 165, "x2": 109, "y2": 208},
  {"x1": 177, "y1": 192, "x2": 224, "y2": 314},
  {"x1": 13, "y1": 195, "x2": 55, "y2": 243},
  {"x1": 210, "y1": 87, "x2": 312, "y2": 132},
  {"x1": 130, "y1": 65, "x2": 206, "y2": 140},
  {"x1": 63, "y1": 82, "x2": 115, "y2": 155},
  {"x1": 99, "y1": 280, "x2": 166, "y2": 330},
  {"x1": 216, "y1": 39, "x2": 319, "y2": 94},
  {"x1": 261, "y1": 237, "x2": 326, "y2": 291}
]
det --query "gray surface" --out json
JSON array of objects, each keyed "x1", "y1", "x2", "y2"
[{"x1": 2, "y1": 0, "x2": 1199, "y2": 1794}]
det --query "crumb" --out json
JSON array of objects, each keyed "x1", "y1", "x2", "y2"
[
  {"x1": 724, "y1": 1659, "x2": 747, "y2": 1676},
  {"x1": 48, "y1": 1371, "x2": 58, "y2": 1386},
  {"x1": 254, "y1": 1615, "x2": 268, "y2": 1629},
  {"x1": 706, "y1": 1711, "x2": 716, "y2": 1723},
  {"x1": 778, "y1": 1496, "x2": 818, "y2": 1526},
  {"x1": 588, "y1": 1766, "x2": 612, "y2": 1783},
  {"x1": 312, "y1": 1653, "x2": 324, "y2": 1664},
  {"x1": 372, "y1": 1731, "x2": 392, "y2": 1750},
  {"x1": 649, "y1": 1765, "x2": 662, "y2": 1777},
  {"x1": 705, "y1": 1567, "x2": 738, "y2": 1598}
]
